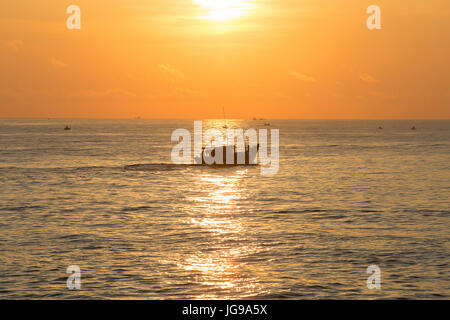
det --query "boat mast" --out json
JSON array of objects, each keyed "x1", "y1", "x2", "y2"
[{"x1": 222, "y1": 106, "x2": 228, "y2": 128}]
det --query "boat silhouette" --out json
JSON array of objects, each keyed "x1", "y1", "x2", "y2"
[
  {"x1": 222, "y1": 106, "x2": 228, "y2": 128},
  {"x1": 195, "y1": 144, "x2": 260, "y2": 166}
]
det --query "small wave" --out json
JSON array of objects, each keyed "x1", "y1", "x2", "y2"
[
  {"x1": 0, "y1": 205, "x2": 44, "y2": 212},
  {"x1": 124, "y1": 163, "x2": 183, "y2": 172},
  {"x1": 124, "y1": 163, "x2": 258, "y2": 172},
  {"x1": 274, "y1": 209, "x2": 328, "y2": 214},
  {"x1": 0, "y1": 165, "x2": 116, "y2": 172},
  {"x1": 121, "y1": 205, "x2": 154, "y2": 212}
]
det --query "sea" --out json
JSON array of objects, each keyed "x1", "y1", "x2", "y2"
[{"x1": 0, "y1": 119, "x2": 448, "y2": 299}]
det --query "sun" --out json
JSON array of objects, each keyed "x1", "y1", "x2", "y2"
[{"x1": 193, "y1": 0, "x2": 254, "y2": 21}]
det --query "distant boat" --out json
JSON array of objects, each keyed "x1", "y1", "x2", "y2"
[
  {"x1": 64, "y1": 126, "x2": 71, "y2": 131},
  {"x1": 222, "y1": 106, "x2": 228, "y2": 128},
  {"x1": 411, "y1": 126, "x2": 416, "y2": 131},
  {"x1": 378, "y1": 126, "x2": 383, "y2": 130},
  {"x1": 195, "y1": 143, "x2": 260, "y2": 166}
]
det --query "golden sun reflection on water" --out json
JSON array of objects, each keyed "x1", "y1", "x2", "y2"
[{"x1": 176, "y1": 169, "x2": 267, "y2": 299}]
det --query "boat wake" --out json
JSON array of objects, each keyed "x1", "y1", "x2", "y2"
[
  {"x1": 124, "y1": 163, "x2": 258, "y2": 172},
  {"x1": 124, "y1": 163, "x2": 186, "y2": 172}
]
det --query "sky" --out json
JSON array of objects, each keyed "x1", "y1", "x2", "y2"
[{"x1": 0, "y1": 0, "x2": 449, "y2": 119}]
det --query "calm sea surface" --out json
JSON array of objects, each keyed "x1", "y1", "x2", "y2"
[{"x1": 0, "y1": 119, "x2": 448, "y2": 299}]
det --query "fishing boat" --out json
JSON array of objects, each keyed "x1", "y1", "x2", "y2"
[
  {"x1": 194, "y1": 143, "x2": 259, "y2": 166},
  {"x1": 222, "y1": 106, "x2": 228, "y2": 128},
  {"x1": 64, "y1": 126, "x2": 71, "y2": 131}
]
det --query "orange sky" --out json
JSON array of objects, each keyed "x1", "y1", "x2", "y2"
[{"x1": 0, "y1": 0, "x2": 449, "y2": 119}]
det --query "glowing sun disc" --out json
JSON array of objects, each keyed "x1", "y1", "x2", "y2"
[{"x1": 193, "y1": 0, "x2": 254, "y2": 21}]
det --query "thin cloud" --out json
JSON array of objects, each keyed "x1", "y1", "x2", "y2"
[
  {"x1": 51, "y1": 58, "x2": 68, "y2": 69},
  {"x1": 78, "y1": 88, "x2": 137, "y2": 98},
  {"x1": 173, "y1": 87, "x2": 205, "y2": 97},
  {"x1": 159, "y1": 63, "x2": 185, "y2": 80},
  {"x1": 289, "y1": 71, "x2": 316, "y2": 82},
  {"x1": 1, "y1": 88, "x2": 137, "y2": 99},
  {"x1": 360, "y1": 73, "x2": 379, "y2": 83},
  {"x1": 7, "y1": 40, "x2": 23, "y2": 52}
]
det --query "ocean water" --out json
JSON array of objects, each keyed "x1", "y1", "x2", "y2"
[{"x1": 0, "y1": 119, "x2": 448, "y2": 299}]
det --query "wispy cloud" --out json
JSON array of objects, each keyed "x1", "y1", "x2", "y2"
[
  {"x1": 360, "y1": 73, "x2": 379, "y2": 83},
  {"x1": 7, "y1": 40, "x2": 23, "y2": 52},
  {"x1": 159, "y1": 63, "x2": 185, "y2": 80},
  {"x1": 173, "y1": 87, "x2": 205, "y2": 97},
  {"x1": 51, "y1": 57, "x2": 68, "y2": 69},
  {"x1": 289, "y1": 71, "x2": 316, "y2": 82},
  {"x1": 0, "y1": 88, "x2": 137, "y2": 99},
  {"x1": 78, "y1": 88, "x2": 137, "y2": 98}
]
